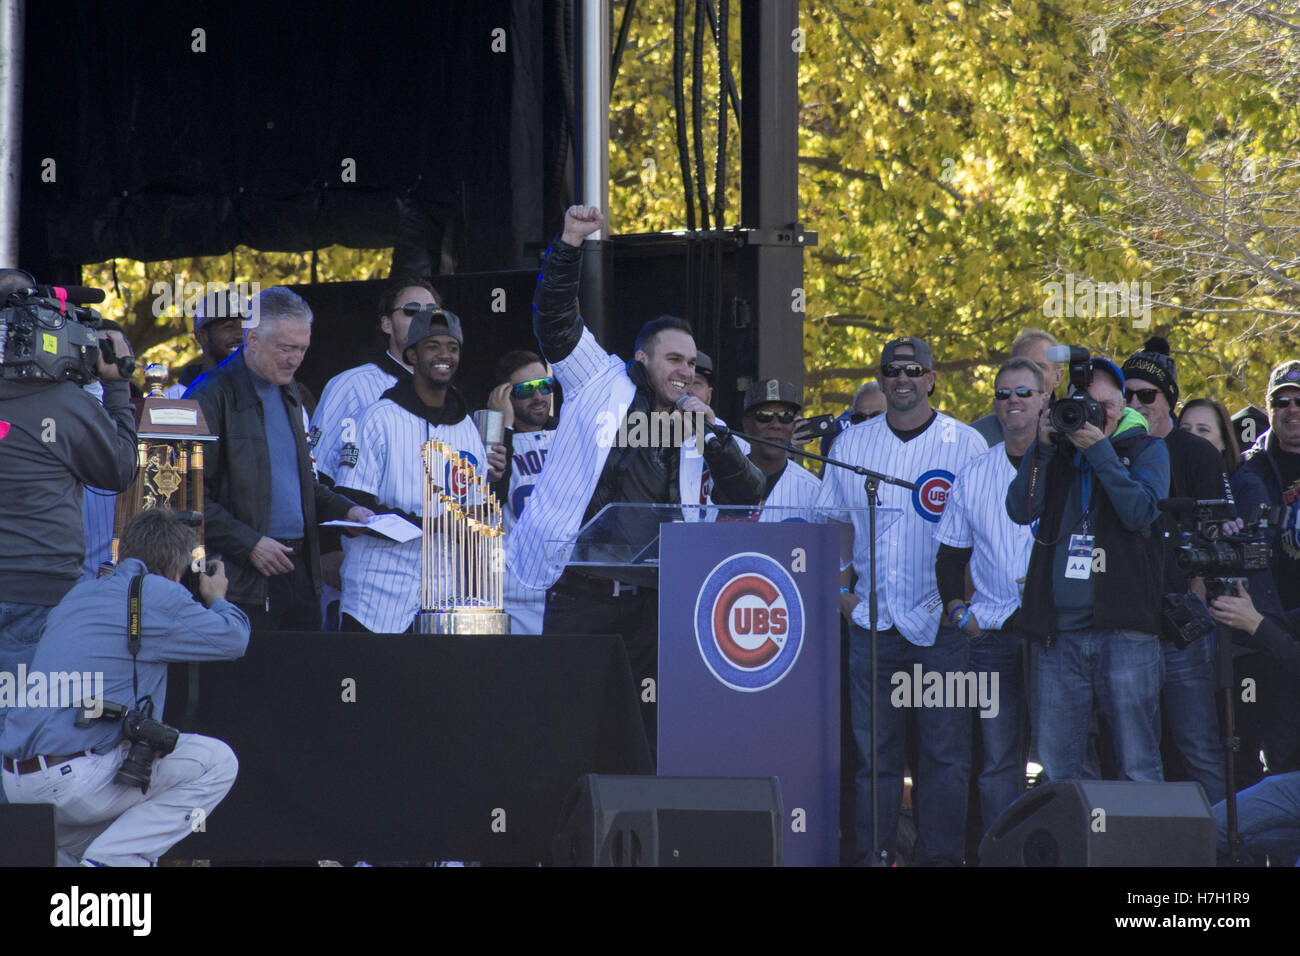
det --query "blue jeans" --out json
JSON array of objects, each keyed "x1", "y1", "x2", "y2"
[
  {"x1": 1036, "y1": 628, "x2": 1164, "y2": 783},
  {"x1": 1214, "y1": 772, "x2": 1300, "y2": 866},
  {"x1": 848, "y1": 622, "x2": 971, "y2": 865},
  {"x1": 1162, "y1": 633, "x2": 1225, "y2": 804},
  {"x1": 0, "y1": 601, "x2": 54, "y2": 806},
  {"x1": 969, "y1": 627, "x2": 1026, "y2": 834}
]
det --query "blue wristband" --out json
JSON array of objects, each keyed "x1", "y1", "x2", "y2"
[
  {"x1": 840, "y1": 586, "x2": 851, "y2": 595},
  {"x1": 956, "y1": 608, "x2": 972, "y2": 630}
]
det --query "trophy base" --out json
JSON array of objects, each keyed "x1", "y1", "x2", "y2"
[{"x1": 414, "y1": 610, "x2": 511, "y2": 635}]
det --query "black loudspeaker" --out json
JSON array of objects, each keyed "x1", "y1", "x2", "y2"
[
  {"x1": 979, "y1": 780, "x2": 1215, "y2": 867},
  {"x1": 0, "y1": 804, "x2": 57, "y2": 866},
  {"x1": 553, "y1": 774, "x2": 783, "y2": 866}
]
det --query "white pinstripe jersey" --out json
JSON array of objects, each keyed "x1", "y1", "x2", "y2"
[
  {"x1": 337, "y1": 399, "x2": 486, "y2": 633},
  {"x1": 503, "y1": 427, "x2": 556, "y2": 532},
  {"x1": 506, "y1": 327, "x2": 712, "y2": 590},
  {"x1": 815, "y1": 412, "x2": 986, "y2": 646},
  {"x1": 933, "y1": 441, "x2": 1032, "y2": 630},
  {"x1": 309, "y1": 361, "x2": 402, "y2": 482},
  {"x1": 758, "y1": 459, "x2": 821, "y2": 521}
]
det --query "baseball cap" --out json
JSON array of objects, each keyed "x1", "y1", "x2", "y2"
[
  {"x1": 403, "y1": 305, "x2": 464, "y2": 358},
  {"x1": 694, "y1": 351, "x2": 714, "y2": 380},
  {"x1": 881, "y1": 336, "x2": 933, "y2": 370},
  {"x1": 1267, "y1": 360, "x2": 1300, "y2": 398},
  {"x1": 744, "y1": 378, "x2": 802, "y2": 412},
  {"x1": 194, "y1": 288, "x2": 246, "y2": 333}
]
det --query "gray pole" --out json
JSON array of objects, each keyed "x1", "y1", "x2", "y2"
[
  {"x1": 0, "y1": 0, "x2": 23, "y2": 267},
  {"x1": 576, "y1": 0, "x2": 611, "y2": 344}
]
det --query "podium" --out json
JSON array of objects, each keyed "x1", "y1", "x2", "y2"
[{"x1": 551, "y1": 502, "x2": 896, "y2": 866}]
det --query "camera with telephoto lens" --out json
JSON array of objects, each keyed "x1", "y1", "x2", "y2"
[
  {"x1": 0, "y1": 270, "x2": 122, "y2": 384},
  {"x1": 75, "y1": 697, "x2": 179, "y2": 792},
  {"x1": 1045, "y1": 345, "x2": 1105, "y2": 441},
  {"x1": 1160, "y1": 499, "x2": 1279, "y2": 646}
]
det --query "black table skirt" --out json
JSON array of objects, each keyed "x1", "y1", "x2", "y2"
[{"x1": 168, "y1": 631, "x2": 651, "y2": 864}]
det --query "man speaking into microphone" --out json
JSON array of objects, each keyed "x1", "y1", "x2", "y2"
[{"x1": 507, "y1": 205, "x2": 762, "y2": 752}]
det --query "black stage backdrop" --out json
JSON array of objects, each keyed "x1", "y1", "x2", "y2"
[
  {"x1": 167, "y1": 631, "x2": 652, "y2": 864},
  {"x1": 20, "y1": 0, "x2": 574, "y2": 280}
]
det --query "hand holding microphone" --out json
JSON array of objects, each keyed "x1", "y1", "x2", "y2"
[{"x1": 674, "y1": 394, "x2": 726, "y2": 443}]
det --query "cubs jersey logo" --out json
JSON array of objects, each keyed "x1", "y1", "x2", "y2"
[
  {"x1": 445, "y1": 451, "x2": 480, "y2": 501},
  {"x1": 912, "y1": 469, "x2": 954, "y2": 523},
  {"x1": 694, "y1": 553, "x2": 805, "y2": 692}
]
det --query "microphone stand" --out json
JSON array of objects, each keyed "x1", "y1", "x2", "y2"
[{"x1": 714, "y1": 422, "x2": 917, "y2": 866}]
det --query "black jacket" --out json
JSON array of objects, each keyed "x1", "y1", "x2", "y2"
[
  {"x1": 185, "y1": 350, "x2": 356, "y2": 608},
  {"x1": 0, "y1": 379, "x2": 137, "y2": 605},
  {"x1": 1231, "y1": 429, "x2": 1294, "y2": 617},
  {"x1": 1009, "y1": 420, "x2": 1168, "y2": 644},
  {"x1": 533, "y1": 236, "x2": 763, "y2": 511}
]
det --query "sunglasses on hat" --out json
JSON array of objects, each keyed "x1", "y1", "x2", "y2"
[{"x1": 511, "y1": 377, "x2": 555, "y2": 399}]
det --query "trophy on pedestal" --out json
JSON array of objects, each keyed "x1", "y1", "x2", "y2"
[{"x1": 104, "y1": 363, "x2": 218, "y2": 574}]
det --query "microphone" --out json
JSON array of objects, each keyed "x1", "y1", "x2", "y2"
[
  {"x1": 674, "y1": 394, "x2": 727, "y2": 442},
  {"x1": 40, "y1": 285, "x2": 107, "y2": 306}
]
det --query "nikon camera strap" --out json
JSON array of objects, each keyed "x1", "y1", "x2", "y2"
[{"x1": 127, "y1": 573, "x2": 145, "y2": 706}]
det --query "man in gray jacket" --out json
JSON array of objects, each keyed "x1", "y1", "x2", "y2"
[{"x1": 0, "y1": 324, "x2": 137, "y2": 739}]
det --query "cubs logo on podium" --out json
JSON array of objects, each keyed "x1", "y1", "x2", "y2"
[
  {"x1": 912, "y1": 468, "x2": 954, "y2": 523},
  {"x1": 694, "y1": 553, "x2": 805, "y2": 692}
]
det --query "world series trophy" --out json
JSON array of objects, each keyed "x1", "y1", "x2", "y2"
[
  {"x1": 415, "y1": 439, "x2": 508, "y2": 634},
  {"x1": 105, "y1": 362, "x2": 217, "y2": 575}
]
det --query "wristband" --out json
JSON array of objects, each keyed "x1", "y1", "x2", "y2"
[
  {"x1": 956, "y1": 608, "x2": 972, "y2": 630},
  {"x1": 839, "y1": 586, "x2": 851, "y2": 595},
  {"x1": 948, "y1": 603, "x2": 968, "y2": 625}
]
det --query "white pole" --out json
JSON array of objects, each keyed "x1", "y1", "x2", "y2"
[
  {"x1": 579, "y1": 0, "x2": 609, "y2": 237},
  {"x1": 0, "y1": 0, "x2": 24, "y2": 267}
]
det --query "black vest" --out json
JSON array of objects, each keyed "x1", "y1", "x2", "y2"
[{"x1": 1019, "y1": 430, "x2": 1164, "y2": 645}]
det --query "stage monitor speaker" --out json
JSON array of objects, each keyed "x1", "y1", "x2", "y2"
[
  {"x1": 553, "y1": 774, "x2": 783, "y2": 866},
  {"x1": 0, "y1": 804, "x2": 57, "y2": 866},
  {"x1": 979, "y1": 780, "x2": 1215, "y2": 867}
]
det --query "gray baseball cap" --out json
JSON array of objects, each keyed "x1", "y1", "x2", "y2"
[
  {"x1": 744, "y1": 377, "x2": 802, "y2": 412},
  {"x1": 403, "y1": 306, "x2": 464, "y2": 358},
  {"x1": 694, "y1": 350, "x2": 714, "y2": 379}
]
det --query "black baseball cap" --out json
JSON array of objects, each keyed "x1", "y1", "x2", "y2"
[
  {"x1": 744, "y1": 378, "x2": 802, "y2": 412},
  {"x1": 881, "y1": 336, "x2": 933, "y2": 370},
  {"x1": 403, "y1": 306, "x2": 464, "y2": 360}
]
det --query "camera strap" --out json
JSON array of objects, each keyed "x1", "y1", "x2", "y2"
[{"x1": 127, "y1": 573, "x2": 145, "y2": 707}]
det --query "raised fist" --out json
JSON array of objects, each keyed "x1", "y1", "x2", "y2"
[{"x1": 561, "y1": 205, "x2": 604, "y2": 246}]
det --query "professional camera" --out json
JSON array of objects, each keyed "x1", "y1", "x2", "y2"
[
  {"x1": 75, "y1": 697, "x2": 179, "y2": 792},
  {"x1": 0, "y1": 268, "x2": 123, "y2": 384},
  {"x1": 1045, "y1": 344, "x2": 1105, "y2": 438},
  {"x1": 1159, "y1": 498, "x2": 1279, "y2": 645}
]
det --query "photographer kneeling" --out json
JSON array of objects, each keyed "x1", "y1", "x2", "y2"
[
  {"x1": 0, "y1": 509, "x2": 250, "y2": 866},
  {"x1": 1208, "y1": 582, "x2": 1300, "y2": 865}
]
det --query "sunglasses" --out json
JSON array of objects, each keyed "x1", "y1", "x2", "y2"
[
  {"x1": 1272, "y1": 395, "x2": 1298, "y2": 409},
  {"x1": 511, "y1": 377, "x2": 555, "y2": 399},
  {"x1": 753, "y1": 409, "x2": 796, "y2": 424},
  {"x1": 881, "y1": 363, "x2": 928, "y2": 378},
  {"x1": 395, "y1": 301, "x2": 437, "y2": 317},
  {"x1": 994, "y1": 386, "x2": 1038, "y2": 401},
  {"x1": 849, "y1": 410, "x2": 884, "y2": 424},
  {"x1": 1125, "y1": 387, "x2": 1160, "y2": 405}
]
